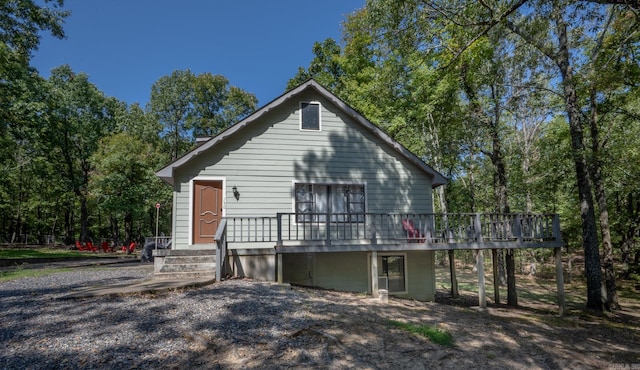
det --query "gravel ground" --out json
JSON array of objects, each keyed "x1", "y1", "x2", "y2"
[
  {"x1": 2, "y1": 265, "x2": 639, "y2": 369},
  {"x1": 1, "y1": 266, "x2": 320, "y2": 369}
]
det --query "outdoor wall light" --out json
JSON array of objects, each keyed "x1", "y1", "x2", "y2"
[{"x1": 232, "y1": 186, "x2": 240, "y2": 201}]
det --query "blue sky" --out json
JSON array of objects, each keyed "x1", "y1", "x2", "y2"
[{"x1": 32, "y1": 1, "x2": 364, "y2": 107}]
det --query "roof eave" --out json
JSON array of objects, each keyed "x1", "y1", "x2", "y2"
[{"x1": 155, "y1": 78, "x2": 448, "y2": 188}]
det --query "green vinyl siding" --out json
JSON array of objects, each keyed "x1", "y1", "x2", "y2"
[{"x1": 172, "y1": 90, "x2": 434, "y2": 249}]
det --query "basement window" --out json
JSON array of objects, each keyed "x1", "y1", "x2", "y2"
[
  {"x1": 300, "y1": 101, "x2": 321, "y2": 131},
  {"x1": 378, "y1": 255, "x2": 407, "y2": 293}
]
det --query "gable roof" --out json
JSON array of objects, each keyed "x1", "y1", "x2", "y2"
[{"x1": 156, "y1": 79, "x2": 447, "y2": 187}]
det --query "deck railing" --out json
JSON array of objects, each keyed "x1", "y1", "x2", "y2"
[{"x1": 221, "y1": 213, "x2": 562, "y2": 249}]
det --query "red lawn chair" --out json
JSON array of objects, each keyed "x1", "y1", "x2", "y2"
[
  {"x1": 75, "y1": 240, "x2": 90, "y2": 251},
  {"x1": 101, "y1": 241, "x2": 113, "y2": 253},
  {"x1": 122, "y1": 242, "x2": 136, "y2": 254},
  {"x1": 86, "y1": 241, "x2": 98, "y2": 252},
  {"x1": 402, "y1": 219, "x2": 425, "y2": 243}
]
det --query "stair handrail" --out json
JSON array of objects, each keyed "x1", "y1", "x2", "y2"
[{"x1": 214, "y1": 219, "x2": 227, "y2": 282}]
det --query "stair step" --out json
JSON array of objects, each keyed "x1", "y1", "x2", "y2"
[
  {"x1": 154, "y1": 271, "x2": 216, "y2": 280},
  {"x1": 159, "y1": 263, "x2": 215, "y2": 273},
  {"x1": 164, "y1": 256, "x2": 216, "y2": 264}
]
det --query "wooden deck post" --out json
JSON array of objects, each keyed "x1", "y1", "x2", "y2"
[
  {"x1": 477, "y1": 249, "x2": 486, "y2": 308},
  {"x1": 277, "y1": 253, "x2": 283, "y2": 284},
  {"x1": 276, "y1": 213, "x2": 283, "y2": 247},
  {"x1": 555, "y1": 247, "x2": 566, "y2": 316},
  {"x1": 475, "y1": 214, "x2": 486, "y2": 308},
  {"x1": 371, "y1": 251, "x2": 379, "y2": 298},
  {"x1": 492, "y1": 248, "x2": 500, "y2": 304},
  {"x1": 448, "y1": 249, "x2": 459, "y2": 298}
]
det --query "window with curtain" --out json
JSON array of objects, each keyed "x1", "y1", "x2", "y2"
[{"x1": 294, "y1": 183, "x2": 365, "y2": 223}]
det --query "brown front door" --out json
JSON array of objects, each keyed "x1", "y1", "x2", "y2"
[{"x1": 193, "y1": 180, "x2": 223, "y2": 244}]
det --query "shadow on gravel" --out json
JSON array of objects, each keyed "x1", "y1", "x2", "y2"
[{"x1": 2, "y1": 272, "x2": 640, "y2": 369}]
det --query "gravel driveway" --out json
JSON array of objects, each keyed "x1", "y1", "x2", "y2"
[
  {"x1": 2, "y1": 265, "x2": 638, "y2": 369},
  {"x1": 1, "y1": 266, "x2": 325, "y2": 369}
]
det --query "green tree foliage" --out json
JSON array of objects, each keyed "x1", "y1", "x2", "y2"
[
  {"x1": 0, "y1": 0, "x2": 68, "y2": 57},
  {"x1": 148, "y1": 69, "x2": 195, "y2": 161},
  {"x1": 39, "y1": 65, "x2": 117, "y2": 243},
  {"x1": 288, "y1": 38, "x2": 345, "y2": 93},
  {"x1": 191, "y1": 73, "x2": 257, "y2": 137},
  {"x1": 0, "y1": 0, "x2": 69, "y2": 242},
  {"x1": 148, "y1": 70, "x2": 257, "y2": 161},
  {"x1": 89, "y1": 132, "x2": 164, "y2": 244}
]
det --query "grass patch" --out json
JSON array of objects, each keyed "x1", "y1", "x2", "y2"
[
  {"x1": 0, "y1": 249, "x2": 105, "y2": 259},
  {"x1": 0, "y1": 266, "x2": 73, "y2": 282},
  {"x1": 388, "y1": 320, "x2": 454, "y2": 346}
]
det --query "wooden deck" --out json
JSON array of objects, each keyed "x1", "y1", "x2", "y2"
[
  {"x1": 213, "y1": 212, "x2": 566, "y2": 314},
  {"x1": 220, "y1": 212, "x2": 563, "y2": 252}
]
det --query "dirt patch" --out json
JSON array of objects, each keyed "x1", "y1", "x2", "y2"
[{"x1": 180, "y1": 270, "x2": 640, "y2": 369}]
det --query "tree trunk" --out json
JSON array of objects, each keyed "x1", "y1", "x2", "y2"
[
  {"x1": 554, "y1": 14, "x2": 603, "y2": 311},
  {"x1": 449, "y1": 249, "x2": 459, "y2": 298},
  {"x1": 79, "y1": 196, "x2": 88, "y2": 243},
  {"x1": 124, "y1": 212, "x2": 133, "y2": 246},
  {"x1": 435, "y1": 183, "x2": 460, "y2": 298},
  {"x1": 110, "y1": 216, "x2": 120, "y2": 247},
  {"x1": 488, "y1": 87, "x2": 515, "y2": 305},
  {"x1": 619, "y1": 193, "x2": 640, "y2": 277},
  {"x1": 589, "y1": 88, "x2": 619, "y2": 310},
  {"x1": 64, "y1": 207, "x2": 74, "y2": 245},
  {"x1": 506, "y1": 249, "x2": 518, "y2": 306}
]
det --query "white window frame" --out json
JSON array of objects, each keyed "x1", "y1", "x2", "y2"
[
  {"x1": 299, "y1": 101, "x2": 322, "y2": 131},
  {"x1": 371, "y1": 252, "x2": 408, "y2": 294},
  {"x1": 291, "y1": 181, "x2": 367, "y2": 224}
]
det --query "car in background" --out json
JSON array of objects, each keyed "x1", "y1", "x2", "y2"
[{"x1": 140, "y1": 237, "x2": 171, "y2": 263}]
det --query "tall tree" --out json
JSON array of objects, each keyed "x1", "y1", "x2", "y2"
[
  {"x1": 40, "y1": 65, "x2": 116, "y2": 243},
  {"x1": 89, "y1": 132, "x2": 161, "y2": 245},
  {"x1": 0, "y1": 0, "x2": 69, "y2": 241},
  {"x1": 190, "y1": 73, "x2": 257, "y2": 137},
  {"x1": 0, "y1": 0, "x2": 68, "y2": 57},
  {"x1": 148, "y1": 69, "x2": 195, "y2": 161},
  {"x1": 148, "y1": 70, "x2": 257, "y2": 161}
]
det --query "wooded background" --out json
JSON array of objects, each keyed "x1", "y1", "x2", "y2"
[{"x1": 1, "y1": 0, "x2": 638, "y2": 312}]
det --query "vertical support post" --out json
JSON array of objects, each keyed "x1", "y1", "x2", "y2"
[
  {"x1": 477, "y1": 249, "x2": 486, "y2": 308},
  {"x1": 448, "y1": 249, "x2": 459, "y2": 298},
  {"x1": 555, "y1": 247, "x2": 566, "y2": 316},
  {"x1": 325, "y1": 213, "x2": 331, "y2": 246},
  {"x1": 475, "y1": 214, "x2": 486, "y2": 308},
  {"x1": 514, "y1": 214, "x2": 522, "y2": 243},
  {"x1": 215, "y1": 246, "x2": 221, "y2": 282},
  {"x1": 154, "y1": 203, "x2": 160, "y2": 251},
  {"x1": 276, "y1": 213, "x2": 283, "y2": 247},
  {"x1": 371, "y1": 251, "x2": 379, "y2": 298},
  {"x1": 492, "y1": 248, "x2": 500, "y2": 304},
  {"x1": 277, "y1": 252, "x2": 283, "y2": 284}
]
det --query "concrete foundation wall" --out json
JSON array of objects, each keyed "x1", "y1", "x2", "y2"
[
  {"x1": 404, "y1": 250, "x2": 436, "y2": 301},
  {"x1": 224, "y1": 248, "x2": 435, "y2": 301},
  {"x1": 313, "y1": 252, "x2": 369, "y2": 293},
  {"x1": 227, "y1": 249, "x2": 275, "y2": 281}
]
